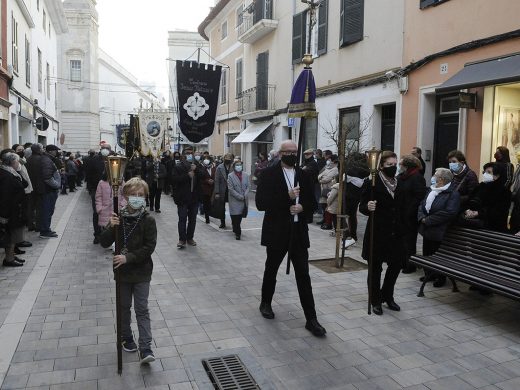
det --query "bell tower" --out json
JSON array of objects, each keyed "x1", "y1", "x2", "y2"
[{"x1": 57, "y1": 0, "x2": 100, "y2": 152}]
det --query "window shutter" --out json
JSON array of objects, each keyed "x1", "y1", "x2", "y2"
[
  {"x1": 292, "y1": 11, "x2": 307, "y2": 64},
  {"x1": 317, "y1": 0, "x2": 328, "y2": 56},
  {"x1": 256, "y1": 52, "x2": 269, "y2": 110},
  {"x1": 340, "y1": 0, "x2": 364, "y2": 47},
  {"x1": 254, "y1": 0, "x2": 265, "y2": 24}
]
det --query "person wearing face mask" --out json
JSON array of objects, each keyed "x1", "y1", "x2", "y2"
[
  {"x1": 171, "y1": 147, "x2": 204, "y2": 249},
  {"x1": 418, "y1": 168, "x2": 460, "y2": 288},
  {"x1": 359, "y1": 151, "x2": 407, "y2": 315},
  {"x1": 227, "y1": 160, "x2": 250, "y2": 240},
  {"x1": 317, "y1": 154, "x2": 339, "y2": 229},
  {"x1": 0, "y1": 150, "x2": 29, "y2": 266},
  {"x1": 397, "y1": 155, "x2": 427, "y2": 274},
  {"x1": 200, "y1": 157, "x2": 216, "y2": 224},
  {"x1": 256, "y1": 140, "x2": 326, "y2": 337},
  {"x1": 213, "y1": 153, "x2": 234, "y2": 228},
  {"x1": 85, "y1": 144, "x2": 113, "y2": 244},
  {"x1": 494, "y1": 146, "x2": 515, "y2": 190},
  {"x1": 461, "y1": 163, "x2": 511, "y2": 233},
  {"x1": 39, "y1": 145, "x2": 62, "y2": 239},
  {"x1": 100, "y1": 177, "x2": 157, "y2": 364},
  {"x1": 447, "y1": 150, "x2": 478, "y2": 211},
  {"x1": 267, "y1": 149, "x2": 279, "y2": 168}
]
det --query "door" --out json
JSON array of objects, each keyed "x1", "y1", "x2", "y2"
[
  {"x1": 381, "y1": 104, "x2": 396, "y2": 151},
  {"x1": 433, "y1": 95, "x2": 459, "y2": 172},
  {"x1": 256, "y1": 51, "x2": 269, "y2": 110}
]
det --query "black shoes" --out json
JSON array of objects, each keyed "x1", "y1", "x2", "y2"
[
  {"x1": 372, "y1": 304, "x2": 383, "y2": 315},
  {"x1": 259, "y1": 302, "x2": 274, "y2": 319},
  {"x1": 433, "y1": 276, "x2": 446, "y2": 288},
  {"x1": 219, "y1": 223, "x2": 226, "y2": 229},
  {"x1": 93, "y1": 236, "x2": 100, "y2": 245},
  {"x1": 205, "y1": 216, "x2": 210, "y2": 224},
  {"x1": 305, "y1": 319, "x2": 327, "y2": 337},
  {"x1": 235, "y1": 235, "x2": 241, "y2": 240},
  {"x1": 122, "y1": 338, "x2": 138, "y2": 352},
  {"x1": 14, "y1": 247, "x2": 25, "y2": 255},
  {"x1": 320, "y1": 224, "x2": 332, "y2": 230},
  {"x1": 155, "y1": 210, "x2": 161, "y2": 213},
  {"x1": 16, "y1": 241, "x2": 32, "y2": 248},
  {"x1": 140, "y1": 348, "x2": 156, "y2": 364},
  {"x1": 384, "y1": 300, "x2": 401, "y2": 311},
  {"x1": 39, "y1": 231, "x2": 58, "y2": 239},
  {"x1": 3, "y1": 259, "x2": 24, "y2": 267}
]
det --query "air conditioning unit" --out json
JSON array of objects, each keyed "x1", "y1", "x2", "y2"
[{"x1": 7, "y1": 65, "x2": 13, "y2": 78}]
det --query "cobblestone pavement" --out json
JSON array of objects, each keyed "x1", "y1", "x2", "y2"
[{"x1": 1, "y1": 189, "x2": 520, "y2": 389}]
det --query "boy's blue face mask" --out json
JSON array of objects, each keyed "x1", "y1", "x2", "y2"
[{"x1": 128, "y1": 196, "x2": 146, "y2": 210}]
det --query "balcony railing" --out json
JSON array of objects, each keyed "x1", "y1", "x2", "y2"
[
  {"x1": 238, "y1": 85, "x2": 276, "y2": 119},
  {"x1": 237, "y1": 1, "x2": 278, "y2": 44}
]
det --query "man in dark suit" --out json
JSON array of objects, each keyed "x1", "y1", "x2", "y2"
[{"x1": 256, "y1": 140, "x2": 326, "y2": 337}]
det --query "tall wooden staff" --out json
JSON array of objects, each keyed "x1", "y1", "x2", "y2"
[
  {"x1": 105, "y1": 156, "x2": 128, "y2": 375},
  {"x1": 335, "y1": 122, "x2": 347, "y2": 268},
  {"x1": 365, "y1": 148, "x2": 381, "y2": 315}
]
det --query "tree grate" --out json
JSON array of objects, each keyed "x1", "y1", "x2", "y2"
[{"x1": 202, "y1": 354, "x2": 260, "y2": 390}]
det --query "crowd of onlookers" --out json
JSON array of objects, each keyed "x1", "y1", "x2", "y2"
[{"x1": 0, "y1": 143, "x2": 86, "y2": 266}]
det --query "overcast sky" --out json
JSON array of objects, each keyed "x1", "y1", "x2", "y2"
[{"x1": 97, "y1": 0, "x2": 214, "y2": 100}]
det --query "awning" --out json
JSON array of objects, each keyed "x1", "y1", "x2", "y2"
[
  {"x1": 231, "y1": 121, "x2": 272, "y2": 143},
  {"x1": 437, "y1": 54, "x2": 520, "y2": 93}
]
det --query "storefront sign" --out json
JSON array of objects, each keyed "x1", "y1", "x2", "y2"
[{"x1": 19, "y1": 99, "x2": 33, "y2": 120}]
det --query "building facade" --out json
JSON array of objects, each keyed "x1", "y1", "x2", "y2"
[
  {"x1": 401, "y1": 0, "x2": 520, "y2": 179},
  {"x1": 0, "y1": 0, "x2": 11, "y2": 149},
  {"x1": 199, "y1": 0, "x2": 406, "y2": 173},
  {"x1": 167, "y1": 30, "x2": 210, "y2": 152},
  {"x1": 99, "y1": 49, "x2": 164, "y2": 153},
  {"x1": 7, "y1": 0, "x2": 67, "y2": 148}
]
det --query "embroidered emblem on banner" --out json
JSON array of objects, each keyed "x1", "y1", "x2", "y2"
[{"x1": 183, "y1": 92, "x2": 209, "y2": 120}]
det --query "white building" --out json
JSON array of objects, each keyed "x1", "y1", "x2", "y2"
[
  {"x1": 98, "y1": 49, "x2": 164, "y2": 153},
  {"x1": 167, "y1": 30, "x2": 209, "y2": 151},
  {"x1": 57, "y1": 0, "x2": 163, "y2": 153},
  {"x1": 7, "y1": 0, "x2": 68, "y2": 147}
]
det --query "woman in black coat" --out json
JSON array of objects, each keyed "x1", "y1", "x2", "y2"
[
  {"x1": 418, "y1": 168, "x2": 461, "y2": 287},
  {"x1": 462, "y1": 162, "x2": 511, "y2": 233},
  {"x1": 360, "y1": 151, "x2": 406, "y2": 315},
  {"x1": 397, "y1": 155, "x2": 427, "y2": 274},
  {"x1": 0, "y1": 150, "x2": 28, "y2": 266}
]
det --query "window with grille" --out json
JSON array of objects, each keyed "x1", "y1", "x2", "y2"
[
  {"x1": 12, "y1": 14, "x2": 18, "y2": 73},
  {"x1": 46, "y1": 63, "x2": 50, "y2": 100},
  {"x1": 220, "y1": 68, "x2": 227, "y2": 104},
  {"x1": 25, "y1": 36, "x2": 30, "y2": 86},
  {"x1": 70, "y1": 60, "x2": 81, "y2": 82},
  {"x1": 38, "y1": 49, "x2": 42, "y2": 92},
  {"x1": 235, "y1": 58, "x2": 243, "y2": 98}
]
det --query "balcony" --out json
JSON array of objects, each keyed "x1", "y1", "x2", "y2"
[
  {"x1": 238, "y1": 85, "x2": 276, "y2": 120},
  {"x1": 237, "y1": 2, "x2": 278, "y2": 44}
]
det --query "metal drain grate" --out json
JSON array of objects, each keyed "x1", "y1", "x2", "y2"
[{"x1": 202, "y1": 354, "x2": 260, "y2": 390}]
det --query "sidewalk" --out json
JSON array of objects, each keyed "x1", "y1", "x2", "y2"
[{"x1": 1, "y1": 189, "x2": 520, "y2": 389}]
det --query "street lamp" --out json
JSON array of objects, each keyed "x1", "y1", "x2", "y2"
[
  {"x1": 365, "y1": 147, "x2": 382, "y2": 315},
  {"x1": 104, "y1": 155, "x2": 127, "y2": 375}
]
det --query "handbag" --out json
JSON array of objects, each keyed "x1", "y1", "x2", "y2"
[
  {"x1": 209, "y1": 197, "x2": 225, "y2": 220},
  {"x1": 242, "y1": 201, "x2": 248, "y2": 218}
]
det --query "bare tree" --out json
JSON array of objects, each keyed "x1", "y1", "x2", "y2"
[{"x1": 320, "y1": 111, "x2": 374, "y2": 156}]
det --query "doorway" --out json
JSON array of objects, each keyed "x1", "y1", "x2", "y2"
[
  {"x1": 381, "y1": 103, "x2": 396, "y2": 151},
  {"x1": 433, "y1": 95, "x2": 459, "y2": 171}
]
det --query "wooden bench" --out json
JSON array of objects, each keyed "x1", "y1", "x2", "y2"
[{"x1": 410, "y1": 227, "x2": 520, "y2": 299}]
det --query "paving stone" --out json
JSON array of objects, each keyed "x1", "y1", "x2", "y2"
[
  {"x1": 6, "y1": 360, "x2": 55, "y2": 376},
  {"x1": 390, "y1": 367, "x2": 437, "y2": 387},
  {"x1": 0, "y1": 374, "x2": 29, "y2": 390},
  {"x1": 143, "y1": 369, "x2": 190, "y2": 387},
  {"x1": 26, "y1": 370, "x2": 75, "y2": 387},
  {"x1": 53, "y1": 355, "x2": 97, "y2": 370},
  {"x1": 49, "y1": 381, "x2": 97, "y2": 390}
]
